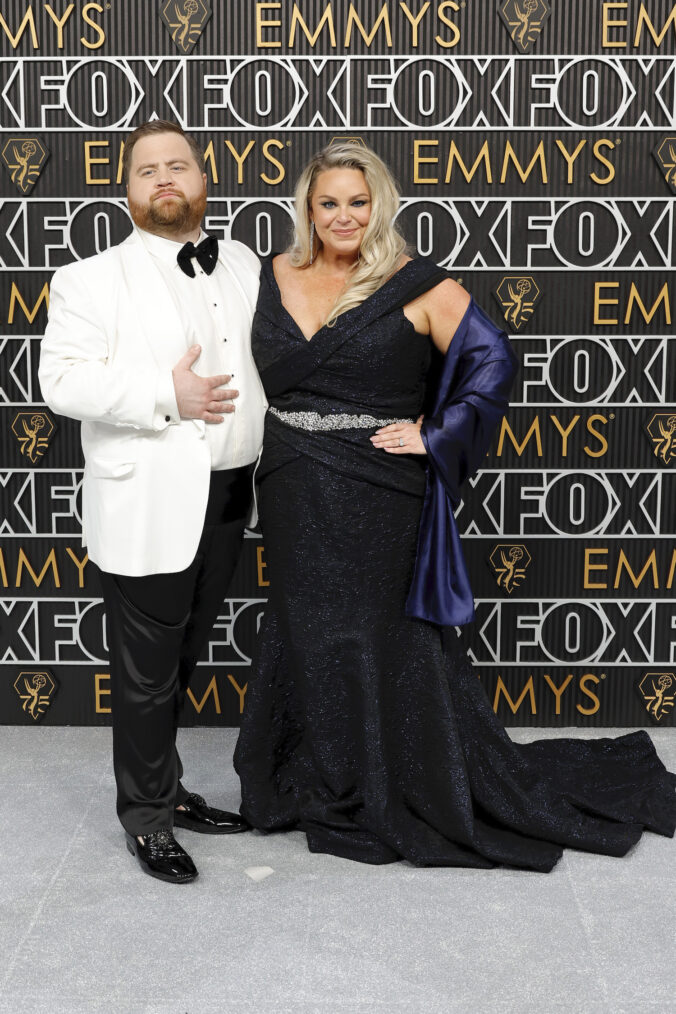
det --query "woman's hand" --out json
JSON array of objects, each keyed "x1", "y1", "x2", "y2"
[{"x1": 370, "y1": 415, "x2": 426, "y2": 454}]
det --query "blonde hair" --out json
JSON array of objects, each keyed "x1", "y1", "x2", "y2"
[{"x1": 288, "y1": 142, "x2": 407, "y2": 325}]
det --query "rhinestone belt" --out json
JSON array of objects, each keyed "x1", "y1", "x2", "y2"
[{"x1": 269, "y1": 407, "x2": 414, "y2": 431}]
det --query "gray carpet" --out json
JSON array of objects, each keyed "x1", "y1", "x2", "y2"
[{"x1": 1, "y1": 726, "x2": 674, "y2": 1014}]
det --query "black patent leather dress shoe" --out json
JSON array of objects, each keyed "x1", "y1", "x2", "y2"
[
  {"x1": 173, "y1": 793, "x2": 251, "y2": 834},
  {"x1": 125, "y1": 828, "x2": 198, "y2": 884}
]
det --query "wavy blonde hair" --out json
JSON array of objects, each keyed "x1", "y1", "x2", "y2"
[{"x1": 288, "y1": 142, "x2": 407, "y2": 325}]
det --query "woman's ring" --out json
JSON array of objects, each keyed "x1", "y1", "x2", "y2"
[{"x1": 399, "y1": 437, "x2": 404, "y2": 447}]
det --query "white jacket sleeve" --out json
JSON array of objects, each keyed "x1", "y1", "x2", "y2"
[{"x1": 39, "y1": 264, "x2": 179, "y2": 431}]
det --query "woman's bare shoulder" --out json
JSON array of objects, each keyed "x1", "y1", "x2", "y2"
[
  {"x1": 272, "y1": 251, "x2": 305, "y2": 288},
  {"x1": 429, "y1": 275, "x2": 471, "y2": 311},
  {"x1": 403, "y1": 256, "x2": 470, "y2": 314},
  {"x1": 272, "y1": 251, "x2": 290, "y2": 274},
  {"x1": 424, "y1": 277, "x2": 472, "y2": 353}
]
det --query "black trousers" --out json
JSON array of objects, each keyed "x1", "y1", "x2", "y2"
[{"x1": 97, "y1": 466, "x2": 253, "y2": 836}]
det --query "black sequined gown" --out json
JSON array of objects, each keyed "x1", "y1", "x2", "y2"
[{"x1": 233, "y1": 257, "x2": 676, "y2": 871}]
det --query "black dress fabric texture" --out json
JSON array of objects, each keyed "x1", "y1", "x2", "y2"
[{"x1": 233, "y1": 257, "x2": 676, "y2": 871}]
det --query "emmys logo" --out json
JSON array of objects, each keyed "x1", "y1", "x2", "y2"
[
  {"x1": 493, "y1": 276, "x2": 541, "y2": 331},
  {"x1": 645, "y1": 413, "x2": 676, "y2": 466},
  {"x1": 489, "y1": 544, "x2": 531, "y2": 594},
  {"x1": 11, "y1": 411, "x2": 55, "y2": 464},
  {"x1": 14, "y1": 671, "x2": 57, "y2": 721},
  {"x1": 498, "y1": 0, "x2": 551, "y2": 54},
  {"x1": 329, "y1": 136, "x2": 366, "y2": 147},
  {"x1": 1, "y1": 137, "x2": 49, "y2": 195},
  {"x1": 638, "y1": 673, "x2": 675, "y2": 724},
  {"x1": 652, "y1": 137, "x2": 676, "y2": 194},
  {"x1": 161, "y1": 0, "x2": 212, "y2": 53}
]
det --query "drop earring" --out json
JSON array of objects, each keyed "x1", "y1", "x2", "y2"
[{"x1": 309, "y1": 221, "x2": 315, "y2": 265}]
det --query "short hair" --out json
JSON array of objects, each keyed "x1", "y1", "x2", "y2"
[{"x1": 122, "y1": 120, "x2": 203, "y2": 183}]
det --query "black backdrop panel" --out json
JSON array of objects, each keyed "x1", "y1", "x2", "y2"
[{"x1": 2, "y1": 0, "x2": 676, "y2": 729}]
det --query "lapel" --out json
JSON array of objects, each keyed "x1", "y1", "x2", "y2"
[
  {"x1": 116, "y1": 229, "x2": 208, "y2": 434},
  {"x1": 119, "y1": 230, "x2": 258, "y2": 349},
  {"x1": 217, "y1": 242, "x2": 258, "y2": 318},
  {"x1": 117, "y1": 229, "x2": 188, "y2": 365},
  {"x1": 260, "y1": 258, "x2": 449, "y2": 397}
]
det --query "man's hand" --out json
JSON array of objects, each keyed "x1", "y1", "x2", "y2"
[{"x1": 172, "y1": 345, "x2": 238, "y2": 424}]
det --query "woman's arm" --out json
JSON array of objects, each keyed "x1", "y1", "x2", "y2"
[
  {"x1": 370, "y1": 278, "x2": 472, "y2": 454},
  {"x1": 421, "y1": 307, "x2": 519, "y2": 506},
  {"x1": 424, "y1": 277, "x2": 472, "y2": 354}
]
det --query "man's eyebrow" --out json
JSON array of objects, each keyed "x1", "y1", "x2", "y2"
[{"x1": 136, "y1": 158, "x2": 191, "y2": 170}]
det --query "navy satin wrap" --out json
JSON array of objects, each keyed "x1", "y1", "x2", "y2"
[{"x1": 407, "y1": 297, "x2": 519, "y2": 626}]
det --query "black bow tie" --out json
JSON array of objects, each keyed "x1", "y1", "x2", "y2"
[{"x1": 177, "y1": 235, "x2": 218, "y2": 278}]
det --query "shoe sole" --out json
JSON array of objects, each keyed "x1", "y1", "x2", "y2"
[
  {"x1": 173, "y1": 817, "x2": 251, "y2": 835},
  {"x1": 126, "y1": 840, "x2": 198, "y2": 884}
]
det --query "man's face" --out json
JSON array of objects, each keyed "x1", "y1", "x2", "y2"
[{"x1": 126, "y1": 132, "x2": 207, "y2": 239}]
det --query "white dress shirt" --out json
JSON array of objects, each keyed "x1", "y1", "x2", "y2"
[{"x1": 138, "y1": 227, "x2": 266, "y2": 470}]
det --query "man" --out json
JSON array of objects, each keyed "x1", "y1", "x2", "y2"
[{"x1": 39, "y1": 120, "x2": 266, "y2": 884}]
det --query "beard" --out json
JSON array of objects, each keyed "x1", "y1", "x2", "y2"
[{"x1": 128, "y1": 188, "x2": 207, "y2": 238}]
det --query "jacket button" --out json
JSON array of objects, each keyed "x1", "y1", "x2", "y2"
[{"x1": 165, "y1": 415, "x2": 170, "y2": 422}]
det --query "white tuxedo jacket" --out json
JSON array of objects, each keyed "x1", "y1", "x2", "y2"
[{"x1": 39, "y1": 229, "x2": 265, "y2": 576}]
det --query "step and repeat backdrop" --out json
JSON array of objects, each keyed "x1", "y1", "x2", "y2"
[{"x1": 1, "y1": 0, "x2": 676, "y2": 728}]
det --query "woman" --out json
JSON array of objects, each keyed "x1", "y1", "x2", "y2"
[{"x1": 233, "y1": 142, "x2": 676, "y2": 870}]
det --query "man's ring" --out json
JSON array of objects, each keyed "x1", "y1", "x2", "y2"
[{"x1": 399, "y1": 437, "x2": 404, "y2": 447}]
